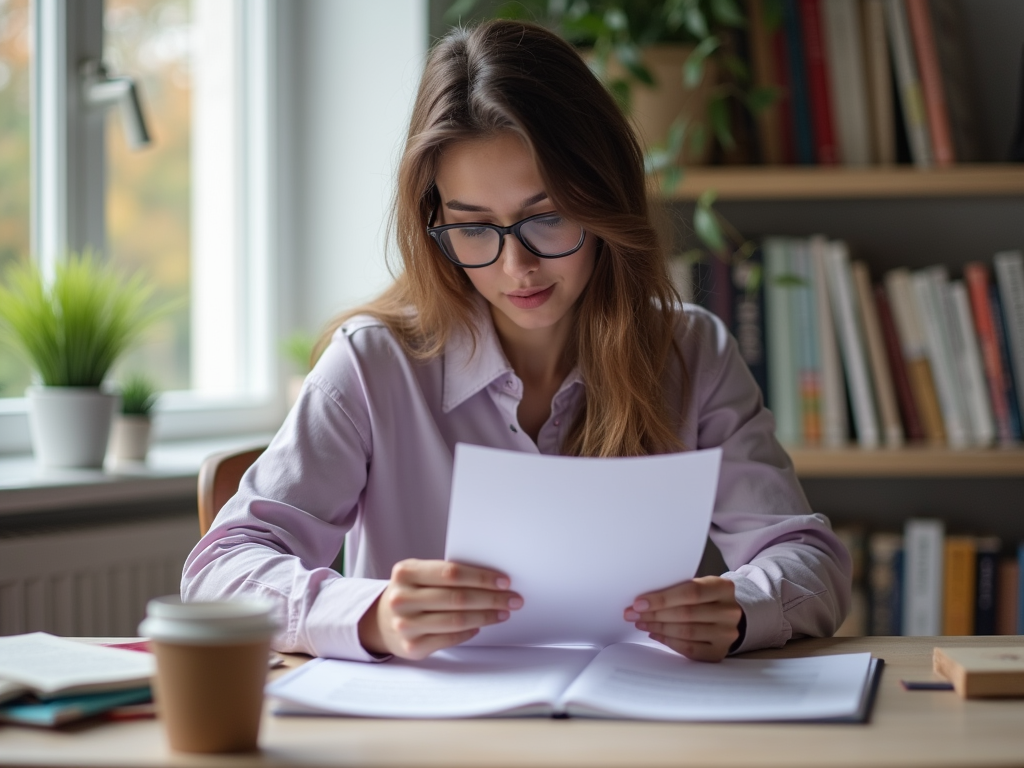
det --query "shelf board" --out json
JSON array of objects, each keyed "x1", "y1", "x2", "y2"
[
  {"x1": 661, "y1": 164, "x2": 1024, "y2": 201},
  {"x1": 789, "y1": 446, "x2": 1024, "y2": 478}
]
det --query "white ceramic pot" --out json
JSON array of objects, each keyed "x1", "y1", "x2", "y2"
[
  {"x1": 27, "y1": 386, "x2": 120, "y2": 468},
  {"x1": 110, "y1": 414, "x2": 152, "y2": 462}
]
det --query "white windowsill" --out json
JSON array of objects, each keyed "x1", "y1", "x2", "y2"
[{"x1": 0, "y1": 434, "x2": 274, "y2": 516}]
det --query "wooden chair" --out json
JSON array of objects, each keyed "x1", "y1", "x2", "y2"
[{"x1": 197, "y1": 446, "x2": 267, "y2": 535}]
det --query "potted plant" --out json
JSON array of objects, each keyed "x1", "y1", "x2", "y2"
[
  {"x1": 0, "y1": 252, "x2": 169, "y2": 468},
  {"x1": 110, "y1": 373, "x2": 158, "y2": 462}
]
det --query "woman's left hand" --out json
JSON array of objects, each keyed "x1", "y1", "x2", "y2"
[{"x1": 624, "y1": 576, "x2": 744, "y2": 662}]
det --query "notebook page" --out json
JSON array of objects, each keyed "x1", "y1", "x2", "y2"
[
  {"x1": 0, "y1": 633, "x2": 155, "y2": 696},
  {"x1": 446, "y1": 445, "x2": 722, "y2": 647},
  {"x1": 268, "y1": 646, "x2": 598, "y2": 719},
  {"x1": 560, "y1": 643, "x2": 874, "y2": 721}
]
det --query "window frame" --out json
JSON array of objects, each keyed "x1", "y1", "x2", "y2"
[{"x1": 0, "y1": 0, "x2": 284, "y2": 455}]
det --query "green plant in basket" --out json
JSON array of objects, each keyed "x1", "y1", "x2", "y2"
[{"x1": 0, "y1": 251, "x2": 171, "y2": 387}]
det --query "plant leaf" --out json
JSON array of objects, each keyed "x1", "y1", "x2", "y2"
[
  {"x1": 709, "y1": 94, "x2": 734, "y2": 149},
  {"x1": 709, "y1": 0, "x2": 746, "y2": 27},
  {"x1": 694, "y1": 193, "x2": 726, "y2": 253},
  {"x1": 683, "y1": 35, "x2": 719, "y2": 88},
  {"x1": 745, "y1": 85, "x2": 781, "y2": 114},
  {"x1": 443, "y1": 0, "x2": 479, "y2": 25},
  {"x1": 615, "y1": 43, "x2": 655, "y2": 85},
  {"x1": 682, "y1": 1, "x2": 709, "y2": 38}
]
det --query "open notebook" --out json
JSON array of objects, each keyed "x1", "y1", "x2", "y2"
[{"x1": 268, "y1": 644, "x2": 881, "y2": 722}]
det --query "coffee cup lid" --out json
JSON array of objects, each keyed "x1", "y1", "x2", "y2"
[{"x1": 139, "y1": 596, "x2": 279, "y2": 645}]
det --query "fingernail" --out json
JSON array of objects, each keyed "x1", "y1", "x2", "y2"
[
  {"x1": 497, "y1": 610, "x2": 510, "y2": 621},
  {"x1": 636, "y1": 621, "x2": 648, "y2": 631},
  {"x1": 508, "y1": 596, "x2": 524, "y2": 609},
  {"x1": 624, "y1": 609, "x2": 640, "y2": 621},
  {"x1": 633, "y1": 599, "x2": 650, "y2": 611},
  {"x1": 496, "y1": 577, "x2": 511, "y2": 589}
]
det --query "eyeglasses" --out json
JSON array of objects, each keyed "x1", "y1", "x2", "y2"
[{"x1": 427, "y1": 209, "x2": 586, "y2": 268}]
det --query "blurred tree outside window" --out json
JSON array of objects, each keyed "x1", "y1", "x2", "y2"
[
  {"x1": 105, "y1": 0, "x2": 192, "y2": 392},
  {"x1": 0, "y1": 0, "x2": 31, "y2": 398}
]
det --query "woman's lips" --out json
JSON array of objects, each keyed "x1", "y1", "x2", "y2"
[{"x1": 505, "y1": 284, "x2": 555, "y2": 309}]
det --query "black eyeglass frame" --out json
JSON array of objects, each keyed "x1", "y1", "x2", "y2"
[{"x1": 426, "y1": 209, "x2": 586, "y2": 268}]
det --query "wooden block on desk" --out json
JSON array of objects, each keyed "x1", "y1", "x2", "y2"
[{"x1": 933, "y1": 646, "x2": 1024, "y2": 698}]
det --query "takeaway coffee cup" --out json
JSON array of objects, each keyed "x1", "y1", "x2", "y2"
[{"x1": 139, "y1": 597, "x2": 279, "y2": 753}]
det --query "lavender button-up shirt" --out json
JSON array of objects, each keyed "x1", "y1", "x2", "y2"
[{"x1": 182, "y1": 305, "x2": 851, "y2": 661}]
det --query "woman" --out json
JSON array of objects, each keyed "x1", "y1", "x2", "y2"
[{"x1": 182, "y1": 20, "x2": 850, "y2": 664}]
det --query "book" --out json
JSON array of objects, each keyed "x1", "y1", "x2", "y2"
[
  {"x1": 810, "y1": 235, "x2": 848, "y2": 447},
  {"x1": 869, "y1": 532, "x2": 903, "y2": 636},
  {"x1": 861, "y1": 0, "x2": 896, "y2": 164},
  {"x1": 912, "y1": 268, "x2": 969, "y2": 448},
  {"x1": 791, "y1": 240, "x2": 822, "y2": 444},
  {"x1": 994, "y1": 251, "x2": 1024, "y2": 423},
  {"x1": 928, "y1": 0, "x2": 984, "y2": 162},
  {"x1": 781, "y1": 0, "x2": 815, "y2": 164},
  {"x1": 903, "y1": 518, "x2": 944, "y2": 637},
  {"x1": 824, "y1": 241, "x2": 879, "y2": 448},
  {"x1": 996, "y1": 558, "x2": 1019, "y2": 636},
  {"x1": 989, "y1": 284, "x2": 1024, "y2": 441},
  {"x1": 731, "y1": 248, "x2": 768, "y2": 401},
  {"x1": 1019, "y1": 542, "x2": 1024, "y2": 635},
  {"x1": 942, "y1": 536, "x2": 977, "y2": 636},
  {"x1": 884, "y1": 268, "x2": 945, "y2": 443},
  {"x1": 883, "y1": 0, "x2": 933, "y2": 167},
  {"x1": 904, "y1": 0, "x2": 955, "y2": 165},
  {"x1": 0, "y1": 633, "x2": 155, "y2": 700},
  {"x1": 963, "y1": 263, "x2": 1017, "y2": 445},
  {"x1": 948, "y1": 281, "x2": 996, "y2": 447},
  {"x1": 765, "y1": 238, "x2": 801, "y2": 445},
  {"x1": 852, "y1": 262, "x2": 903, "y2": 447},
  {"x1": 974, "y1": 537, "x2": 1001, "y2": 637},
  {"x1": 820, "y1": 0, "x2": 872, "y2": 165},
  {"x1": 834, "y1": 526, "x2": 867, "y2": 637},
  {"x1": 798, "y1": 0, "x2": 839, "y2": 165},
  {"x1": 268, "y1": 644, "x2": 880, "y2": 722},
  {"x1": 874, "y1": 283, "x2": 925, "y2": 441},
  {"x1": 0, "y1": 687, "x2": 152, "y2": 728},
  {"x1": 933, "y1": 646, "x2": 1024, "y2": 698},
  {"x1": 747, "y1": 0, "x2": 785, "y2": 164}
]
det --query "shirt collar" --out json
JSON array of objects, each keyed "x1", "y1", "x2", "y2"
[{"x1": 441, "y1": 300, "x2": 585, "y2": 413}]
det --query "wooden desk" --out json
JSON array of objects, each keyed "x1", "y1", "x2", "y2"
[{"x1": 2, "y1": 636, "x2": 1023, "y2": 768}]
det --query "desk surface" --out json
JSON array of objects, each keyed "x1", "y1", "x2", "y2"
[{"x1": 1, "y1": 635, "x2": 1023, "y2": 768}]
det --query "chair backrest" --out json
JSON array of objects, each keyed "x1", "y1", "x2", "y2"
[{"x1": 197, "y1": 446, "x2": 266, "y2": 535}]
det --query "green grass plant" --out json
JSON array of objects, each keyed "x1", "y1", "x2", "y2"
[
  {"x1": 119, "y1": 372, "x2": 157, "y2": 416},
  {"x1": 0, "y1": 252, "x2": 170, "y2": 387}
]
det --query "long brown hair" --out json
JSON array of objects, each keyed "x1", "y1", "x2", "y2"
[{"x1": 316, "y1": 20, "x2": 686, "y2": 457}]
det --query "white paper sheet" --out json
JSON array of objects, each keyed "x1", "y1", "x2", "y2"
[
  {"x1": 268, "y1": 646, "x2": 598, "y2": 719},
  {"x1": 444, "y1": 445, "x2": 722, "y2": 647},
  {"x1": 561, "y1": 645, "x2": 875, "y2": 721}
]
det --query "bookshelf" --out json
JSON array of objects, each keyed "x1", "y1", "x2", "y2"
[
  {"x1": 789, "y1": 445, "x2": 1024, "y2": 478},
  {"x1": 663, "y1": 164, "x2": 1024, "y2": 201}
]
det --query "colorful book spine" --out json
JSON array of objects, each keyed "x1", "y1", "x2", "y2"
[
  {"x1": 730, "y1": 249, "x2": 769, "y2": 401},
  {"x1": 875, "y1": 284, "x2": 925, "y2": 441},
  {"x1": 949, "y1": 281, "x2": 996, "y2": 446},
  {"x1": 792, "y1": 241, "x2": 822, "y2": 444},
  {"x1": 824, "y1": 242, "x2": 879, "y2": 448},
  {"x1": 810, "y1": 236, "x2": 847, "y2": 447},
  {"x1": 990, "y1": 285, "x2": 1024, "y2": 441},
  {"x1": 994, "y1": 251, "x2": 1024, "y2": 422},
  {"x1": 869, "y1": 532, "x2": 903, "y2": 636},
  {"x1": 974, "y1": 538, "x2": 1000, "y2": 636},
  {"x1": 765, "y1": 238, "x2": 801, "y2": 445},
  {"x1": 904, "y1": 0, "x2": 955, "y2": 165},
  {"x1": 883, "y1": 0, "x2": 933, "y2": 167},
  {"x1": 798, "y1": 0, "x2": 839, "y2": 165},
  {"x1": 781, "y1": 0, "x2": 815, "y2": 164},
  {"x1": 884, "y1": 268, "x2": 946, "y2": 444},
  {"x1": 852, "y1": 262, "x2": 903, "y2": 447},
  {"x1": 943, "y1": 536, "x2": 976, "y2": 636},
  {"x1": 964, "y1": 263, "x2": 1016, "y2": 445},
  {"x1": 903, "y1": 518, "x2": 944, "y2": 636},
  {"x1": 996, "y1": 557, "x2": 1019, "y2": 636},
  {"x1": 820, "y1": 0, "x2": 872, "y2": 165},
  {"x1": 861, "y1": 0, "x2": 896, "y2": 164},
  {"x1": 928, "y1": 0, "x2": 984, "y2": 162}
]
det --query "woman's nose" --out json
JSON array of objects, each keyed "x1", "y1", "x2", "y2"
[{"x1": 500, "y1": 234, "x2": 540, "y2": 279}]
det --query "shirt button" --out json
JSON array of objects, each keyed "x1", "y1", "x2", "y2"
[
  {"x1": 554, "y1": 420, "x2": 560, "y2": 426},
  {"x1": 506, "y1": 380, "x2": 513, "y2": 389},
  {"x1": 510, "y1": 424, "x2": 518, "y2": 433}
]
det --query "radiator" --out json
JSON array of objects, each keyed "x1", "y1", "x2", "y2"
[{"x1": 0, "y1": 514, "x2": 200, "y2": 637}]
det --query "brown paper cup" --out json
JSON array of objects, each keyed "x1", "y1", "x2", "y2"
[{"x1": 140, "y1": 597, "x2": 278, "y2": 754}]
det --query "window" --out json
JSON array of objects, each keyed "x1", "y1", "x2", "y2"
[{"x1": 0, "y1": 0, "x2": 282, "y2": 453}]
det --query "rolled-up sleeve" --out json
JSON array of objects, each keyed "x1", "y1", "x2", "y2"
[
  {"x1": 691, "y1": 310, "x2": 852, "y2": 653},
  {"x1": 181, "y1": 333, "x2": 389, "y2": 661}
]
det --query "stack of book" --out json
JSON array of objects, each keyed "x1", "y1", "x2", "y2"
[
  {"x1": 690, "y1": 242, "x2": 1024, "y2": 450},
  {"x1": 836, "y1": 524, "x2": 1024, "y2": 637},
  {"x1": 746, "y1": 0, "x2": 984, "y2": 166}
]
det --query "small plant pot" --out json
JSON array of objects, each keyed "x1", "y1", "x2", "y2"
[
  {"x1": 110, "y1": 414, "x2": 153, "y2": 462},
  {"x1": 27, "y1": 386, "x2": 120, "y2": 468}
]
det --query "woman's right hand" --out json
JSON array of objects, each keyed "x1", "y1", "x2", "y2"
[{"x1": 357, "y1": 559, "x2": 523, "y2": 659}]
